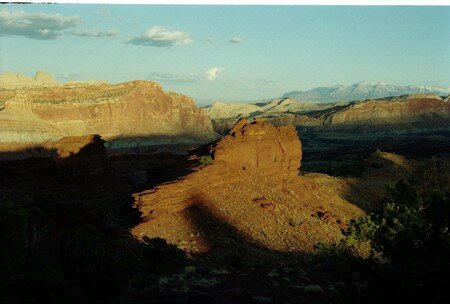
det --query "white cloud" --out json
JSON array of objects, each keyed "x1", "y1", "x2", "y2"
[
  {"x1": 148, "y1": 72, "x2": 199, "y2": 84},
  {"x1": 206, "y1": 67, "x2": 222, "y2": 81},
  {"x1": 127, "y1": 25, "x2": 192, "y2": 47},
  {"x1": 230, "y1": 36, "x2": 244, "y2": 44},
  {"x1": 56, "y1": 72, "x2": 81, "y2": 80},
  {"x1": 0, "y1": 8, "x2": 81, "y2": 40},
  {"x1": 70, "y1": 29, "x2": 119, "y2": 37}
]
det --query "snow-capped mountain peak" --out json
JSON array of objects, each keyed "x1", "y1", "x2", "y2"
[{"x1": 282, "y1": 81, "x2": 450, "y2": 103}]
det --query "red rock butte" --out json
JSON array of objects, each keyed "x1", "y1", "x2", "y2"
[
  {"x1": 210, "y1": 118, "x2": 301, "y2": 176},
  {"x1": 130, "y1": 119, "x2": 379, "y2": 254}
]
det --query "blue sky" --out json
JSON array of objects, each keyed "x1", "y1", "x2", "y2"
[{"x1": 1, "y1": 4, "x2": 449, "y2": 103}]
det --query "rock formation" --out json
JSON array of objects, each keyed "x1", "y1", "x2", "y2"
[
  {"x1": 133, "y1": 119, "x2": 302, "y2": 217},
  {"x1": 0, "y1": 134, "x2": 109, "y2": 182},
  {"x1": 323, "y1": 94, "x2": 450, "y2": 127},
  {"x1": 53, "y1": 134, "x2": 109, "y2": 177},
  {"x1": 204, "y1": 98, "x2": 333, "y2": 120},
  {"x1": 210, "y1": 118, "x2": 301, "y2": 175},
  {"x1": 0, "y1": 71, "x2": 57, "y2": 89},
  {"x1": 0, "y1": 73, "x2": 218, "y2": 153},
  {"x1": 131, "y1": 120, "x2": 373, "y2": 254},
  {"x1": 0, "y1": 71, "x2": 106, "y2": 90},
  {"x1": 206, "y1": 94, "x2": 450, "y2": 135}
]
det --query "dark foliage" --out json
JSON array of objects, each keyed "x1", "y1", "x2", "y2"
[
  {"x1": 0, "y1": 202, "x2": 188, "y2": 303},
  {"x1": 315, "y1": 180, "x2": 450, "y2": 303}
]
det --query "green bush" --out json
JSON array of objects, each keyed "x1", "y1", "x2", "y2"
[{"x1": 199, "y1": 155, "x2": 214, "y2": 166}]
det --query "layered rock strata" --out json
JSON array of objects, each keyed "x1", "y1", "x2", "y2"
[
  {"x1": 0, "y1": 76, "x2": 217, "y2": 152},
  {"x1": 210, "y1": 118, "x2": 301, "y2": 175},
  {"x1": 133, "y1": 118, "x2": 302, "y2": 216},
  {"x1": 207, "y1": 94, "x2": 450, "y2": 135}
]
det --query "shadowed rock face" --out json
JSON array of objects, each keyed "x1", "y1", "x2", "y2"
[
  {"x1": 0, "y1": 78, "x2": 218, "y2": 151},
  {"x1": 53, "y1": 134, "x2": 109, "y2": 177},
  {"x1": 211, "y1": 118, "x2": 301, "y2": 175}
]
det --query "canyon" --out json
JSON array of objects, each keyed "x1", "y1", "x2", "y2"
[
  {"x1": 1, "y1": 72, "x2": 449, "y2": 303},
  {"x1": 206, "y1": 94, "x2": 450, "y2": 130}
]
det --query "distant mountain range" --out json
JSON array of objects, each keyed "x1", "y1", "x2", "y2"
[{"x1": 282, "y1": 81, "x2": 450, "y2": 103}]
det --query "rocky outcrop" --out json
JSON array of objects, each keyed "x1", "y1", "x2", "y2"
[
  {"x1": 0, "y1": 74, "x2": 217, "y2": 152},
  {"x1": 53, "y1": 134, "x2": 109, "y2": 177},
  {"x1": 0, "y1": 134, "x2": 109, "y2": 181},
  {"x1": 204, "y1": 98, "x2": 335, "y2": 120},
  {"x1": 204, "y1": 102, "x2": 263, "y2": 119},
  {"x1": 323, "y1": 94, "x2": 450, "y2": 127},
  {"x1": 0, "y1": 71, "x2": 57, "y2": 89},
  {"x1": 0, "y1": 71, "x2": 107, "y2": 90},
  {"x1": 204, "y1": 98, "x2": 336, "y2": 135},
  {"x1": 133, "y1": 119, "x2": 302, "y2": 218},
  {"x1": 207, "y1": 94, "x2": 450, "y2": 135},
  {"x1": 130, "y1": 120, "x2": 383, "y2": 255},
  {"x1": 209, "y1": 118, "x2": 301, "y2": 175}
]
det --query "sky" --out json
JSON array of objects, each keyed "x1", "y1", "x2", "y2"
[{"x1": 0, "y1": 4, "x2": 449, "y2": 103}]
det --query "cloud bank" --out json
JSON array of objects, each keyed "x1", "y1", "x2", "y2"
[
  {"x1": 0, "y1": 8, "x2": 81, "y2": 40},
  {"x1": 127, "y1": 25, "x2": 192, "y2": 47},
  {"x1": 70, "y1": 29, "x2": 118, "y2": 37},
  {"x1": 230, "y1": 36, "x2": 244, "y2": 44},
  {"x1": 206, "y1": 67, "x2": 222, "y2": 81},
  {"x1": 148, "y1": 72, "x2": 199, "y2": 84}
]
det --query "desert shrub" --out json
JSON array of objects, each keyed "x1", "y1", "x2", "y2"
[
  {"x1": 225, "y1": 254, "x2": 244, "y2": 269},
  {"x1": 140, "y1": 236, "x2": 189, "y2": 274},
  {"x1": 0, "y1": 201, "x2": 28, "y2": 272},
  {"x1": 0, "y1": 201, "x2": 190, "y2": 303},
  {"x1": 315, "y1": 180, "x2": 450, "y2": 303},
  {"x1": 4, "y1": 266, "x2": 84, "y2": 304},
  {"x1": 0, "y1": 202, "x2": 83, "y2": 303},
  {"x1": 54, "y1": 226, "x2": 138, "y2": 300},
  {"x1": 199, "y1": 155, "x2": 214, "y2": 166}
]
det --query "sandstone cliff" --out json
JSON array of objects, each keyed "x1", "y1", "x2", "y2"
[
  {"x1": 322, "y1": 94, "x2": 450, "y2": 127},
  {"x1": 0, "y1": 75, "x2": 218, "y2": 153}
]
